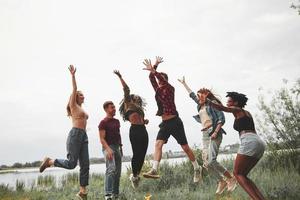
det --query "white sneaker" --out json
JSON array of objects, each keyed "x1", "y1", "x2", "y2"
[
  {"x1": 129, "y1": 174, "x2": 140, "y2": 188},
  {"x1": 105, "y1": 194, "x2": 113, "y2": 200},
  {"x1": 216, "y1": 180, "x2": 227, "y2": 194},
  {"x1": 193, "y1": 166, "x2": 203, "y2": 183}
]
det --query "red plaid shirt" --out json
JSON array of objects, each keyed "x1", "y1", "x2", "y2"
[{"x1": 149, "y1": 71, "x2": 178, "y2": 116}]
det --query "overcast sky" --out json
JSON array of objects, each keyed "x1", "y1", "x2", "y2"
[{"x1": 0, "y1": 0, "x2": 299, "y2": 165}]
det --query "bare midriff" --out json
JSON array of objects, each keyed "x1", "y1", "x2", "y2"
[{"x1": 128, "y1": 112, "x2": 144, "y2": 125}]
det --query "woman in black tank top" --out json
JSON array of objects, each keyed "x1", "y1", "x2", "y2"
[
  {"x1": 233, "y1": 111, "x2": 256, "y2": 133},
  {"x1": 205, "y1": 92, "x2": 266, "y2": 200},
  {"x1": 114, "y1": 70, "x2": 149, "y2": 188}
]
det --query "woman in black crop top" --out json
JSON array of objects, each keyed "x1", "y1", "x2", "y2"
[
  {"x1": 114, "y1": 70, "x2": 149, "y2": 189},
  {"x1": 205, "y1": 92, "x2": 266, "y2": 200}
]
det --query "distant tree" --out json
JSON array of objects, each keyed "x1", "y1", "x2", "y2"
[
  {"x1": 0, "y1": 165, "x2": 8, "y2": 170},
  {"x1": 291, "y1": 0, "x2": 300, "y2": 15},
  {"x1": 257, "y1": 78, "x2": 300, "y2": 151},
  {"x1": 32, "y1": 161, "x2": 42, "y2": 167},
  {"x1": 12, "y1": 162, "x2": 23, "y2": 168},
  {"x1": 24, "y1": 162, "x2": 32, "y2": 168}
]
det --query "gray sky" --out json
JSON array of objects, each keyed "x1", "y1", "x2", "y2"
[{"x1": 0, "y1": 0, "x2": 299, "y2": 165}]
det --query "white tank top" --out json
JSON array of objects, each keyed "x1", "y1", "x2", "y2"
[{"x1": 199, "y1": 106, "x2": 212, "y2": 128}]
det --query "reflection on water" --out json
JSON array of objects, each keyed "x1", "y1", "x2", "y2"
[{"x1": 0, "y1": 154, "x2": 235, "y2": 189}]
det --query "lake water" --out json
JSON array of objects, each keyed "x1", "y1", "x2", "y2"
[{"x1": 0, "y1": 154, "x2": 235, "y2": 189}]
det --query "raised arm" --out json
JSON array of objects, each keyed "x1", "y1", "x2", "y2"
[
  {"x1": 178, "y1": 76, "x2": 192, "y2": 93},
  {"x1": 153, "y1": 56, "x2": 163, "y2": 70},
  {"x1": 151, "y1": 56, "x2": 169, "y2": 85},
  {"x1": 153, "y1": 71, "x2": 168, "y2": 85},
  {"x1": 143, "y1": 57, "x2": 165, "y2": 90},
  {"x1": 178, "y1": 76, "x2": 200, "y2": 105},
  {"x1": 113, "y1": 70, "x2": 127, "y2": 88},
  {"x1": 113, "y1": 70, "x2": 130, "y2": 102},
  {"x1": 68, "y1": 65, "x2": 77, "y2": 107},
  {"x1": 143, "y1": 58, "x2": 158, "y2": 90}
]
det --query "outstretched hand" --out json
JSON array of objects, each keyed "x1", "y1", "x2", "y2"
[
  {"x1": 177, "y1": 76, "x2": 186, "y2": 84},
  {"x1": 113, "y1": 70, "x2": 122, "y2": 78},
  {"x1": 68, "y1": 65, "x2": 76, "y2": 75},
  {"x1": 143, "y1": 59, "x2": 155, "y2": 73},
  {"x1": 155, "y1": 56, "x2": 164, "y2": 66}
]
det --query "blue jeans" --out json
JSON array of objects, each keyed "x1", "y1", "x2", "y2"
[
  {"x1": 103, "y1": 144, "x2": 122, "y2": 196},
  {"x1": 54, "y1": 128, "x2": 90, "y2": 186}
]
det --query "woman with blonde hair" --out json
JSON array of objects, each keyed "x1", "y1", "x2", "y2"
[{"x1": 39, "y1": 65, "x2": 89, "y2": 200}]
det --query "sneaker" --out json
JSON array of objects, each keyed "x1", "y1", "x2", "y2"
[
  {"x1": 193, "y1": 166, "x2": 203, "y2": 183},
  {"x1": 216, "y1": 180, "x2": 227, "y2": 195},
  {"x1": 129, "y1": 174, "x2": 140, "y2": 188},
  {"x1": 227, "y1": 177, "x2": 237, "y2": 192},
  {"x1": 76, "y1": 192, "x2": 87, "y2": 200},
  {"x1": 105, "y1": 194, "x2": 113, "y2": 200},
  {"x1": 39, "y1": 157, "x2": 51, "y2": 173},
  {"x1": 144, "y1": 193, "x2": 152, "y2": 200},
  {"x1": 143, "y1": 169, "x2": 160, "y2": 179}
]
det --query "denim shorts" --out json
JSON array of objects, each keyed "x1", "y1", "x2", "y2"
[{"x1": 238, "y1": 133, "x2": 266, "y2": 159}]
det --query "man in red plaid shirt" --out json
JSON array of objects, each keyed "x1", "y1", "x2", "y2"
[{"x1": 142, "y1": 56, "x2": 202, "y2": 183}]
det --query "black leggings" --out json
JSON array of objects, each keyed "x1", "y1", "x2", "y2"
[{"x1": 129, "y1": 124, "x2": 149, "y2": 176}]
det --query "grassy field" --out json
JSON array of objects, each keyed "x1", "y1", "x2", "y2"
[{"x1": 0, "y1": 150, "x2": 299, "y2": 200}]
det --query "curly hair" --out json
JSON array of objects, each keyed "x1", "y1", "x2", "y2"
[{"x1": 226, "y1": 92, "x2": 248, "y2": 108}]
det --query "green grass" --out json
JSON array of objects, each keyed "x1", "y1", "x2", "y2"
[{"x1": 0, "y1": 151, "x2": 299, "y2": 200}]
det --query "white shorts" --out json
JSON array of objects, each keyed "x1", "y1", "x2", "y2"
[{"x1": 238, "y1": 133, "x2": 266, "y2": 159}]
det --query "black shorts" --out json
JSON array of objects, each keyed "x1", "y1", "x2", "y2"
[{"x1": 156, "y1": 116, "x2": 188, "y2": 145}]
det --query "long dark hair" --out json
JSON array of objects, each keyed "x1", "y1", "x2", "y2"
[{"x1": 119, "y1": 94, "x2": 146, "y2": 121}]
